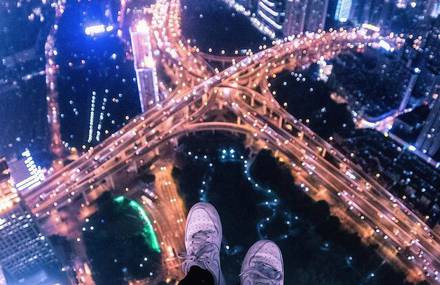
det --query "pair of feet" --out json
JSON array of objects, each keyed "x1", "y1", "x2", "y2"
[{"x1": 182, "y1": 202, "x2": 284, "y2": 285}]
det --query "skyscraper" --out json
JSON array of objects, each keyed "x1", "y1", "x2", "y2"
[
  {"x1": 304, "y1": 0, "x2": 329, "y2": 32},
  {"x1": 256, "y1": 0, "x2": 286, "y2": 36},
  {"x1": 359, "y1": 0, "x2": 395, "y2": 29},
  {"x1": 255, "y1": 0, "x2": 329, "y2": 37},
  {"x1": 283, "y1": 0, "x2": 329, "y2": 36},
  {"x1": 8, "y1": 149, "x2": 45, "y2": 192},
  {"x1": 428, "y1": 0, "x2": 440, "y2": 18},
  {"x1": 0, "y1": 158, "x2": 63, "y2": 284},
  {"x1": 335, "y1": 0, "x2": 353, "y2": 22},
  {"x1": 130, "y1": 20, "x2": 161, "y2": 113},
  {"x1": 282, "y1": 0, "x2": 304, "y2": 36}
]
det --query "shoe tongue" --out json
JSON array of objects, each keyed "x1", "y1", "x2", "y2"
[
  {"x1": 193, "y1": 229, "x2": 214, "y2": 239},
  {"x1": 193, "y1": 241, "x2": 217, "y2": 258},
  {"x1": 194, "y1": 228, "x2": 217, "y2": 244},
  {"x1": 190, "y1": 230, "x2": 217, "y2": 258}
]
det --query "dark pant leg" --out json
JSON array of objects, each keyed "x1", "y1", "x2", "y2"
[{"x1": 178, "y1": 266, "x2": 215, "y2": 285}]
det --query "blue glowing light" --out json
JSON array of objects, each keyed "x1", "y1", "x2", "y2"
[{"x1": 335, "y1": 0, "x2": 352, "y2": 22}]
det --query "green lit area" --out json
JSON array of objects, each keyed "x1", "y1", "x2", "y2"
[
  {"x1": 114, "y1": 196, "x2": 161, "y2": 253},
  {"x1": 114, "y1": 196, "x2": 124, "y2": 203},
  {"x1": 83, "y1": 192, "x2": 162, "y2": 284}
]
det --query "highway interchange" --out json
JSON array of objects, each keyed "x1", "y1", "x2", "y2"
[{"x1": 25, "y1": 0, "x2": 440, "y2": 283}]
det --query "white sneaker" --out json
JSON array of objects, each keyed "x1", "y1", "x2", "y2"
[
  {"x1": 181, "y1": 202, "x2": 225, "y2": 285},
  {"x1": 240, "y1": 240, "x2": 284, "y2": 285}
]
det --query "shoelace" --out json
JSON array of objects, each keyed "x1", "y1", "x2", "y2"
[
  {"x1": 179, "y1": 230, "x2": 219, "y2": 271},
  {"x1": 240, "y1": 261, "x2": 283, "y2": 285}
]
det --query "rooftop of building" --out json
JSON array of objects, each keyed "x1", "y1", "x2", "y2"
[
  {"x1": 0, "y1": 158, "x2": 20, "y2": 215},
  {"x1": 396, "y1": 104, "x2": 430, "y2": 126}
]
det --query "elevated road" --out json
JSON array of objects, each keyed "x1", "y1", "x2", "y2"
[{"x1": 26, "y1": 0, "x2": 440, "y2": 282}]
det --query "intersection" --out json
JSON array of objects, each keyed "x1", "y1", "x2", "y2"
[{"x1": 23, "y1": 0, "x2": 440, "y2": 283}]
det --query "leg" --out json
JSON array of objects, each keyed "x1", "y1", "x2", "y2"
[
  {"x1": 240, "y1": 240, "x2": 284, "y2": 285},
  {"x1": 178, "y1": 266, "x2": 214, "y2": 285},
  {"x1": 180, "y1": 202, "x2": 225, "y2": 285}
]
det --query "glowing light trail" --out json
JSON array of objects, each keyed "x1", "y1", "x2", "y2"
[{"x1": 114, "y1": 196, "x2": 161, "y2": 253}]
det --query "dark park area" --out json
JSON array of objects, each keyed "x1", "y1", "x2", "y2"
[
  {"x1": 181, "y1": 0, "x2": 271, "y2": 55},
  {"x1": 82, "y1": 192, "x2": 161, "y2": 285},
  {"x1": 270, "y1": 67, "x2": 356, "y2": 139},
  {"x1": 172, "y1": 132, "x2": 415, "y2": 285}
]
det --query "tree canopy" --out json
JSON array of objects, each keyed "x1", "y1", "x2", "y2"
[{"x1": 83, "y1": 192, "x2": 161, "y2": 285}]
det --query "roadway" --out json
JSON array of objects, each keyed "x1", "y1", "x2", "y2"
[{"x1": 25, "y1": 0, "x2": 440, "y2": 283}]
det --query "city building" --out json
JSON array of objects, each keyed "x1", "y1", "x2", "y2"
[
  {"x1": 8, "y1": 149, "x2": 45, "y2": 193},
  {"x1": 334, "y1": 0, "x2": 353, "y2": 22},
  {"x1": 411, "y1": 32, "x2": 440, "y2": 102},
  {"x1": 429, "y1": 0, "x2": 440, "y2": 18},
  {"x1": 0, "y1": 0, "x2": 53, "y2": 163},
  {"x1": 403, "y1": 0, "x2": 440, "y2": 18},
  {"x1": 130, "y1": 20, "x2": 161, "y2": 112},
  {"x1": 237, "y1": 0, "x2": 259, "y2": 11},
  {"x1": 345, "y1": 0, "x2": 438, "y2": 35},
  {"x1": 413, "y1": 68, "x2": 440, "y2": 100},
  {"x1": 0, "y1": 158, "x2": 63, "y2": 284},
  {"x1": 329, "y1": 47, "x2": 416, "y2": 120},
  {"x1": 0, "y1": 47, "x2": 50, "y2": 162},
  {"x1": 237, "y1": 0, "x2": 438, "y2": 38},
  {"x1": 304, "y1": 0, "x2": 329, "y2": 32},
  {"x1": 391, "y1": 104, "x2": 430, "y2": 141},
  {"x1": 409, "y1": 18, "x2": 440, "y2": 159},
  {"x1": 424, "y1": 17, "x2": 440, "y2": 75},
  {"x1": 0, "y1": 267, "x2": 6, "y2": 285},
  {"x1": 255, "y1": 0, "x2": 286, "y2": 36},
  {"x1": 254, "y1": 0, "x2": 329, "y2": 37},
  {"x1": 398, "y1": 66, "x2": 421, "y2": 112},
  {"x1": 360, "y1": 0, "x2": 395, "y2": 30},
  {"x1": 283, "y1": 0, "x2": 329, "y2": 36},
  {"x1": 415, "y1": 95, "x2": 440, "y2": 158},
  {"x1": 53, "y1": 0, "x2": 141, "y2": 149}
]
